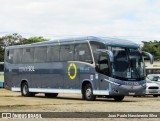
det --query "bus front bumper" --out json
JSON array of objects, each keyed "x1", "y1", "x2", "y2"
[{"x1": 109, "y1": 83, "x2": 146, "y2": 96}]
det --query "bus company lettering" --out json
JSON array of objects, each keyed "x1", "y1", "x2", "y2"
[
  {"x1": 19, "y1": 66, "x2": 35, "y2": 72},
  {"x1": 80, "y1": 67, "x2": 90, "y2": 72},
  {"x1": 124, "y1": 82, "x2": 139, "y2": 86}
]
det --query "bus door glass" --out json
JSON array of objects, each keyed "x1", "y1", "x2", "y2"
[
  {"x1": 98, "y1": 53, "x2": 110, "y2": 76},
  {"x1": 96, "y1": 53, "x2": 111, "y2": 90}
]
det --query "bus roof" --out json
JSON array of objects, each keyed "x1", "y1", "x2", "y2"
[{"x1": 6, "y1": 36, "x2": 139, "y2": 49}]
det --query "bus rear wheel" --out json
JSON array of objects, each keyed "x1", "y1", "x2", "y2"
[
  {"x1": 83, "y1": 83, "x2": 96, "y2": 101},
  {"x1": 45, "y1": 93, "x2": 58, "y2": 98},
  {"x1": 21, "y1": 82, "x2": 35, "y2": 97},
  {"x1": 113, "y1": 96, "x2": 124, "y2": 101}
]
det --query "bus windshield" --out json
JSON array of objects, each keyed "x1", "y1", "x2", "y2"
[{"x1": 112, "y1": 47, "x2": 145, "y2": 81}]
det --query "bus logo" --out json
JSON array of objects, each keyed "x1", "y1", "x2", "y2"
[{"x1": 68, "y1": 63, "x2": 77, "y2": 80}]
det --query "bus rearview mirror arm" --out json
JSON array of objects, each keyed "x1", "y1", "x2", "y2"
[
  {"x1": 142, "y1": 51, "x2": 154, "y2": 64},
  {"x1": 96, "y1": 49, "x2": 114, "y2": 62}
]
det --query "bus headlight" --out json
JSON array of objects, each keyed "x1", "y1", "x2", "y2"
[{"x1": 104, "y1": 79, "x2": 120, "y2": 86}]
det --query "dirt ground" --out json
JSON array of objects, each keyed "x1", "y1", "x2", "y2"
[{"x1": 0, "y1": 88, "x2": 160, "y2": 121}]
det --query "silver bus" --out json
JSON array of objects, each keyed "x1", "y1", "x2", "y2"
[{"x1": 4, "y1": 36, "x2": 153, "y2": 101}]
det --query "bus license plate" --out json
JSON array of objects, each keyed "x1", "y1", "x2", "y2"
[{"x1": 129, "y1": 92, "x2": 135, "y2": 95}]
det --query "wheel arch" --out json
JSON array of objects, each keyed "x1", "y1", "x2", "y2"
[
  {"x1": 81, "y1": 79, "x2": 94, "y2": 94},
  {"x1": 20, "y1": 79, "x2": 29, "y2": 89}
]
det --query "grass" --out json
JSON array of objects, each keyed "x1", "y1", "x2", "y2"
[{"x1": 0, "y1": 74, "x2": 4, "y2": 82}]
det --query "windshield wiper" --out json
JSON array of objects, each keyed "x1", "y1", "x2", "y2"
[{"x1": 131, "y1": 66, "x2": 141, "y2": 79}]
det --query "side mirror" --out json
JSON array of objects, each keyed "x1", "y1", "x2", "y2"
[
  {"x1": 142, "y1": 51, "x2": 154, "y2": 64},
  {"x1": 96, "y1": 49, "x2": 114, "y2": 62}
]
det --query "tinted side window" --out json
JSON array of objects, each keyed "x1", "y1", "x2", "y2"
[
  {"x1": 74, "y1": 43, "x2": 92, "y2": 63},
  {"x1": 98, "y1": 54, "x2": 110, "y2": 76},
  {"x1": 13, "y1": 48, "x2": 23, "y2": 64},
  {"x1": 47, "y1": 46, "x2": 60, "y2": 62},
  {"x1": 22, "y1": 48, "x2": 34, "y2": 63},
  {"x1": 34, "y1": 46, "x2": 47, "y2": 63},
  {"x1": 90, "y1": 41, "x2": 106, "y2": 64},
  {"x1": 5, "y1": 49, "x2": 14, "y2": 63},
  {"x1": 60, "y1": 45, "x2": 74, "y2": 61}
]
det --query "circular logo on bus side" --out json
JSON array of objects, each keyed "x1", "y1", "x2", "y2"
[{"x1": 68, "y1": 63, "x2": 77, "y2": 80}]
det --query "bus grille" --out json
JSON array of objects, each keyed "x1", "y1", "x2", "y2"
[{"x1": 148, "y1": 87, "x2": 159, "y2": 89}]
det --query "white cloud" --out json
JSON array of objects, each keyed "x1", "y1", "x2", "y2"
[{"x1": 0, "y1": 0, "x2": 160, "y2": 43}]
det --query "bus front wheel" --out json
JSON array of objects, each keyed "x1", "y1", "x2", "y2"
[
  {"x1": 21, "y1": 82, "x2": 35, "y2": 97},
  {"x1": 83, "y1": 83, "x2": 96, "y2": 101},
  {"x1": 113, "y1": 96, "x2": 124, "y2": 101}
]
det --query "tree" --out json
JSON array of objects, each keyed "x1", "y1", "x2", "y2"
[
  {"x1": 142, "y1": 40, "x2": 160, "y2": 60},
  {"x1": 0, "y1": 34, "x2": 48, "y2": 62},
  {"x1": 0, "y1": 47, "x2": 4, "y2": 62},
  {"x1": 23, "y1": 37, "x2": 48, "y2": 44},
  {"x1": 0, "y1": 33, "x2": 25, "y2": 48}
]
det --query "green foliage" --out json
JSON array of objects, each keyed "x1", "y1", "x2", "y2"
[
  {"x1": 0, "y1": 33, "x2": 25, "y2": 47},
  {"x1": 142, "y1": 41, "x2": 160, "y2": 60},
  {"x1": 23, "y1": 37, "x2": 48, "y2": 44},
  {"x1": 0, "y1": 49, "x2": 4, "y2": 62},
  {"x1": 0, "y1": 33, "x2": 48, "y2": 62}
]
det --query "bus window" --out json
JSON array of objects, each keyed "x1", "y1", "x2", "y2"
[
  {"x1": 60, "y1": 45, "x2": 74, "y2": 61},
  {"x1": 22, "y1": 48, "x2": 34, "y2": 63},
  {"x1": 47, "y1": 45, "x2": 60, "y2": 62},
  {"x1": 5, "y1": 49, "x2": 14, "y2": 64},
  {"x1": 13, "y1": 48, "x2": 23, "y2": 64},
  {"x1": 98, "y1": 54, "x2": 110, "y2": 76},
  {"x1": 74, "y1": 43, "x2": 92, "y2": 63},
  {"x1": 90, "y1": 41, "x2": 106, "y2": 64},
  {"x1": 34, "y1": 46, "x2": 47, "y2": 63}
]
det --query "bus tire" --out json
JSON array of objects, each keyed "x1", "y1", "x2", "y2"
[
  {"x1": 45, "y1": 93, "x2": 58, "y2": 98},
  {"x1": 113, "y1": 96, "x2": 124, "y2": 101},
  {"x1": 84, "y1": 83, "x2": 96, "y2": 101},
  {"x1": 21, "y1": 82, "x2": 35, "y2": 97}
]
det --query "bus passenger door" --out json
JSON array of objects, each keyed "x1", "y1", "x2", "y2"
[{"x1": 97, "y1": 54, "x2": 110, "y2": 91}]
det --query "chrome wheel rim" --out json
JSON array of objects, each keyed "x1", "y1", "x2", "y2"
[
  {"x1": 86, "y1": 88, "x2": 92, "y2": 98},
  {"x1": 23, "y1": 85, "x2": 28, "y2": 95}
]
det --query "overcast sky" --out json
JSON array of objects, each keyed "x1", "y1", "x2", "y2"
[{"x1": 0, "y1": 0, "x2": 160, "y2": 43}]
